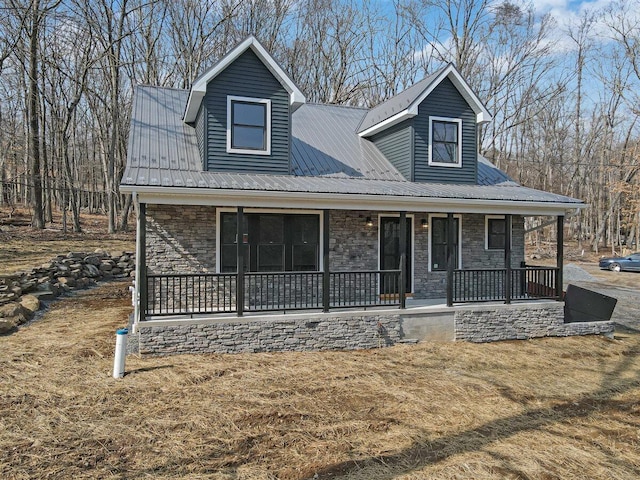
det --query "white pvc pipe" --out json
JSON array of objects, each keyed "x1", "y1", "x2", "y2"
[{"x1": 113, "y1": 328, "x2": 128, "y2": 379}]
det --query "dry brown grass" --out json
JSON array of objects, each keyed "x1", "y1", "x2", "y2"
[
  {"x1": 1, "y1": 281, "x2": 639, "y2": 479},
  {"x1": 0, "y1": 207, "x2": 134, "y2": 274}
]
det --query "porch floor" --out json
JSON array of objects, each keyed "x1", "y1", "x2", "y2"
[{"x1": 139, "y1": 297, "x2": 560, "y2": 328}]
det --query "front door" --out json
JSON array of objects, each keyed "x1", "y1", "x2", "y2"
[{"x1": 380, "y1": 217, "x2": 412, "y2": 294}]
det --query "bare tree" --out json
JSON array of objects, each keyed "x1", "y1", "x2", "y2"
[{"x1": 9, "y1": 0, "x2": 62, "y2": 228}]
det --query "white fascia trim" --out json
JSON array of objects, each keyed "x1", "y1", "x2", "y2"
[
  {"x1": 428, "y1": 116, "x2": 463, "y2": 168},
  {"x1": 183, "y1": 36, "x2": 305, "y2": 123},
  {"x1": 248, "y1": 39, "x2": 305, "y2": 109},
  {"x1": 412, "y1": 64, "x2": 492, "y2": 124},
  {"x1": 358, "y1": 109, "x2": 418, "y2": 137},
  {"x1": 443, "y1": 66, "x2": 492, "y2": 123},
  {"x1": 125, "y1": 185, "x2": 585, "y2": 216},
  {"x1": 226, "y1": 96, "x2": 271, "y2": 155},
  {"x1": 358, "y1": 64, "x2": 492, "y2": 138}
]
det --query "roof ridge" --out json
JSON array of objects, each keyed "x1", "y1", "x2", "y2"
[
  {"x1": 304, "y1": 102, "x2": 370, "y2": 111},
  {"x1": 135, "y1": 84, "x2": 188, "y2": 92}
]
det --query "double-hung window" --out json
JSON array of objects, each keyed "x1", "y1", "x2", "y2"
[
  {"x1": 429, "y1": 117, "x2": 462, "y2": 167},
  {"x1": 220, "y1": 212, "x2": 319, "y2": 272},
  {"x1": 485, "y1": 216, "x2": 512, "y2": 250},
  {"x1": 227, "y1": 96, "x2": 271, "y2": 154},
  {"x1": 486, "y1": 216, "x2": 506, "y2": 250}
]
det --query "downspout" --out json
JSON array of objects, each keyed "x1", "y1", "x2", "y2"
[{"x1": 132, "y1": 193, "x2": 139, "y2": 332}]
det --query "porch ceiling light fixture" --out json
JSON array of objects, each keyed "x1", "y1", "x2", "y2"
[
  {"x1": 365, "y1": 216, "x2": 373, "y2": 227},
  {"x1": 421, "y1": 218, "x2": 428, "y2": 229}
]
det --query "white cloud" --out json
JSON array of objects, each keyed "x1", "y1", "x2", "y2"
[
  {"x1": 530, "y1": 0, "x2": 570, "y2": 10},
  {"x1": 513, "y1": 0, "x2": 631, "y2": 55}
]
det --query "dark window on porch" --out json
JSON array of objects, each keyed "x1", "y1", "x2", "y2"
[
  {"x1": 431, "y1": 217, "x2": 459, "y2": 271},
  {"x1": 380, "y1": 217, "x2": 412, "y2": 292},
  {"x1": 487, "y1": 218, "x2": 506, "y2": 250},
  {"x1": 220, "y1": 213, "x2": 319, "y2": 272}
]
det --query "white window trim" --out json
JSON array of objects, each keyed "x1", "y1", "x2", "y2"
[
  {"x1": 376, "y1": 214, "x2": 415, "y2": 294},
  {"x1": 485, "y1": 215, "x2": 512, "y2": 250},
  {"x1": 226, "y1": 95, "x2": 271, "y2": 155},
  {"x1": 428, "y1": 116, "x2": 462, "y2": 168},
  {"x1": 428, "y1": 214, "x2": 463, "y2": 272},
  {"x1": 216, "y1": 208, "x2": 323, "y2": 273}
]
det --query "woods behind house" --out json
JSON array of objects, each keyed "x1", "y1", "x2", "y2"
[{"x1": 0, "y1": 0, "x2": 638, "y2": 250}]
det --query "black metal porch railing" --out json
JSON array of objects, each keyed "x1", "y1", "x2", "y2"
[
  {"x1": 146, "y1": 273, "x2": 236, "y2": 316},
  {"x1": 330, "y1": 270, "x2": 401, "y2": 308},
  {"x1": 245, "y1": 272, "x2": 323, "y2": 312},
  {"x1": 452, "y1": 268, "x2": 506, "y2": 303},
  {"x1": 512, "y1": 266, "x2": 560, "y2": 300},
  {"x1": 452, "y1": 266, "x2": 560, "y2": 303},
  {"x1": 144, "y1": 269, "x2": 402, "y2": 317},
  {"x1": 144, "y1": 267, "x2": 559, "y2": 317}
]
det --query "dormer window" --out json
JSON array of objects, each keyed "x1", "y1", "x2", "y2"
[
  {"x1": 227, "y1": 96, "x2": 271, "y2": 155},
  {"x1": 429, "y1": 117, "x2": 462, "y2": 167}
]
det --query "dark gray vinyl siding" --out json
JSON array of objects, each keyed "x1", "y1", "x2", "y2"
[
  {"x1": 203, "y1": 49, "x2": 290, "y2": 174},
  {"x1": 371, "y1": 120, "x2": 413, "y2": 181},
  {"x1": 195, "y1": 105, "x2": 205, "y2": 167},
  {"x1": 413, "y1": 78, "x2": 477, "y2": 184}
]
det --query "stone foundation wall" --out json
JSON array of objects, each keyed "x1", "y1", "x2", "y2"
[
  {"x1": 136, "y1": 301, "x2": 614, "y2": 355},
  {"x1": 138, "y1": 314, "x2": 402, "y2": 355},
  {"x1": 454, "y1": 303, "x2": 614, "y2": 342}
]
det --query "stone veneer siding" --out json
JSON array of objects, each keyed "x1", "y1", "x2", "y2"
[
  {"x1": 146, "y1": 204, "x2": 217, "y2": 274},
  {"x1": 454, "y1": 303, "x2": 614, "y2": 342},
  {"x1": 145, "y1": 206, "x2": 525, "y2": 300}
]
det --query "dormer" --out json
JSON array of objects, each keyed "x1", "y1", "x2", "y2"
[
  {"x1": 359, "y1": 64, "x2": 491, "y2": 185},
  {"x1": 184, "y1": 36, "x2": 305, "y2": 175}
]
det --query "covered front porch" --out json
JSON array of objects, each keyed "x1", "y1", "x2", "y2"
[{"x1": 134, "y1": 206, "x2": 566, "y2": 323}]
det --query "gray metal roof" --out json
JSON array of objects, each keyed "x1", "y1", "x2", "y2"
[
  {"x1": 122, "y1": 85, "x2": 582, "y2": 206},
  {"x1": 477, "y1": 155, "x2": 516, "y2": 186},
  {"x1": 357, "y1": 67, "x2": 445, "y2": 133},
  {"x1": 292, "y1": 103, "x2": 405, "y2": 181}
]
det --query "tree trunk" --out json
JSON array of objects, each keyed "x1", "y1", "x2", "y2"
[
  {"x1": 118, "y1": 193, "x2": 132, "y2": 231},
  {"x1": 28, "y1": 0, "x2": 44, "y2": 229}
]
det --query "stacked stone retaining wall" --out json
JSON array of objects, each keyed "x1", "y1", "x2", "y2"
[
  {"x1": 0, "y1": 250, "x2": 135, "y2": 333},
  {"x1": 138, "y1": 314, "x2": 402, "y2": 355},
  {"x1": 137, "y1": 302, "x2": 614, "y2": 355},
  {"x1": 454, "y1": 303, "x2": 614, "y2": 342}
]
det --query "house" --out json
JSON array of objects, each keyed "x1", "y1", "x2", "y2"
[{"x1": 120, "y1": 36, "x2": 613, "y2": 355}]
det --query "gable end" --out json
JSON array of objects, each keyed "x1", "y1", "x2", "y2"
[
  {"x1": 413, "y1": 77, "x2": 477, "y2": 184},
  {"x1": 203, "y1": 49, "x2": 290, "y2": 174}
]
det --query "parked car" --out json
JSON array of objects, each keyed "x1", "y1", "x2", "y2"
[{"x1": 599, "y1": 253, "x2": 640, "y2": 272}]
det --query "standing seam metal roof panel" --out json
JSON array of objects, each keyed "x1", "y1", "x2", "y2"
[{"x1": 122, "y1": 85, "x2": 582, "y2": 206}]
